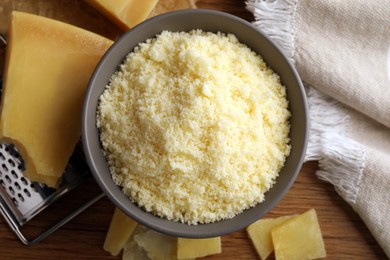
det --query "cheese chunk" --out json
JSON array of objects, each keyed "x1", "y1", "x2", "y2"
[
  {"x1": 0, "y1": 11, "x2": 112, "y2": 187},
  {"x1": 133, "y1": 229, "x2": 177, "y2": 260},
  {"x1": 247, "y1": 215, "x2": 294, "y2": 260},
  {"x1": 272, "y1": 209, "x2": 326, "y2": 260},
  {"x1": 122, "y1": 226, "x2": 150, "y2": 260},
  {"x1": 177, "y1": 237, "x2": 222, "y2": 259},
  {"x1": 85, "y1": 0, "x2": 158, "y2": 30},
  {"x1": 123, "y1": 226, "x2": 187, "y2": 260},
  {"x1": 104, "y1": 208, "x2": 138, "y2": 256}
]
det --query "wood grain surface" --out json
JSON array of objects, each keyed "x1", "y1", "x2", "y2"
[{"x1": 0, "y1": 0, "x2": 387, "y2": 259}]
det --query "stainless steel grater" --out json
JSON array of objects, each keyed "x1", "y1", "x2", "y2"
[{"x1": 0, "y1": 34, "x2": 105, "y2": 245}]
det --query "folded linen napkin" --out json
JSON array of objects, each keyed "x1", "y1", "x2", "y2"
[{"x1": 246, "y1": 0, "x2": 390, "y2": 257}]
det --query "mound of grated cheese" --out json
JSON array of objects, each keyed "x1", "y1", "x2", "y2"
[{"x1": 97, "y1": 30, "x2": 291, "y2": 225}]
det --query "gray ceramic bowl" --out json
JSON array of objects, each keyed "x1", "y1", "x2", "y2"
[{"x1": 82, "y1": 9, "x2": 308, "y2": 238}]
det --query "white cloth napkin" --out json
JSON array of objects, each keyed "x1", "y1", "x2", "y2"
[{"x1": 246, "y1": 0, "x2": 390, "y2": 257}]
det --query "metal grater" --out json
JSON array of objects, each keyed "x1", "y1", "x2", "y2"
[
  {"x1": 0, "y1": 34, "x2": 105, "y2": 245},
  {"x1": 0, "y1": 143, "x2": 54, "y2": 226}
]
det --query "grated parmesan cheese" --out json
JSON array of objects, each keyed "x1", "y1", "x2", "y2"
[{"x1": 97, "y1": 30, "x2": 291, "y2": 225}]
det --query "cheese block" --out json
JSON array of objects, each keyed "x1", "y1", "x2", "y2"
[
  {"x1": 0, "y1": 11, "x2": 113, "y2": 187},
  {"x1": 103, "y1": 208, "x2": 138, "y2": 256},
  {"x1": 247, "y1": 215, "x2": 295, "y2": 260},
  {"x1": 271, "y1": 209, "x2": 326, "y2": 260},
  {"x1": 85, "y1": 0, "x2": 158, "y2": 31},
  {"x1": 177, "y1": 237, "x2": 222, "y2": 259}
]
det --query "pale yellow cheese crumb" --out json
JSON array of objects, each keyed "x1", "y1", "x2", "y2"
[
  {"x1": 247, "y1": 215, "x2": 295, "y2": 259},
  {"x1": 97, "y1": 30, "x2": 291, "y2": 224},
  {"x1": 272, "y1": 209, "x2": 326, "y2": 260},
  {"x1": 177, "y1": 237, "x2": 222, "y2": 259}
]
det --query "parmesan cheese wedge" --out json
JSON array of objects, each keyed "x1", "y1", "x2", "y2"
[
  {"x1": 85, "y1": 0, "x2": 158, "y2": 30},
  {"x1": 104, "y1": 208, "x2": 138, "y2": 256},
  {"x1": 0, "y1": 11, "x2": 112, "y2": 187},
  {"x1": 177, "y1": 237, "x2": 222, "y2": 259},
  {"x1": 247, "y1": 215, "x2": 295, "y2": 260},
  {"x1": 271, "y1": 209, "x2": 326, "y2": 260}
]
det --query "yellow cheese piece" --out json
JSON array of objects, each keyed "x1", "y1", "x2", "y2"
[
  {"x1": 177, "y1": 237, "x2": 222, "y2": 259},
  {"x1": 122, "y1": 226, "x2": 150, "y2": 260},
  {"x1": 0, "y1": 11, "x2": 112, "y2": 187},
  {"x1": 271, "y1": 209, "x2": 326, "y2": 260},
  {"x1": 104, "y1": 208, "x2": 138, "y2": 256},
  {"x1": 133, "y1": 229, "x2": 177, "y2": 260},
  {"x1": 123, "y1": 226, "x2": 194, "y2": 260},
  {"x1": 85, "y1": 0, "x2": 159, "y2": 30},
  {"x1": 247, "y1": 215, "x2": 294, "y2": 260}
]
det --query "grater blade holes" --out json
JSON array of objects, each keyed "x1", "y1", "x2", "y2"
[
  {"x1": 23, "y1": 188, "x2": 31, "y2": 198},
  {"x1": 30, "y1": 183, "x2": 39, "y2": 192},
  {"x1": 0, "y1": 143, "x2": 42, "y2": 213},
  {"x1": 11, "y1": 169, "x2": 17, "y2": 178},
  {"x1": 15, "y1": 181, "x2": 21, "y2": 191},
  {"x1": 17, "y1": 193, "x2": 25, "y2": 202},
  {"x1": 0, "y1": 140, "x2": 91, "y2": 230},
  {"x1": 21, "y1": 177, "x2": 28, "y2": 185},
  {"x1": 5, "y1": 174, "x2": 11, "y2": 184},
  {"x1": 8, "y1": 186, "x2": 15, "y2": 195},
  {"x1": 12, "y1": 197, "x2": 18, "y2": 207},
  {"x1": 8, "y1": 158, "x2": 15, "y2": 167},
  {"x1": 2, "y1": 163, "x2": 8, "y2": 172}
]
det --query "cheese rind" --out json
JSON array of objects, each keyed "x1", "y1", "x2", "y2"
[
  {"x1": 103, "y1": 208, "x2": 138, "y2": 256},
  {"x1": 247, "y1": 215, "x2": 294, "y2": 260},
  {"x1": 177, "y1": 237, "x2": 222, "y2": 259},
  {"x1": 0, "y1": 11, "x2": 112, "y2": 187},
  {"x1": 85, "y1": 0, "x2": 159, "y2": 30},
  {"x1": 271, "y1": 209, "x2": 326, "y2": 260}
]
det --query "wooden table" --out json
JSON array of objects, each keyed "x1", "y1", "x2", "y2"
[{"x1": 0, "y1": 1, "x2": 387, "y2": 259}]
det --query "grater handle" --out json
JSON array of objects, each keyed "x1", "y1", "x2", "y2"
[{"x1": 12, "y1": 192, "x2": 105, "y2": 246}]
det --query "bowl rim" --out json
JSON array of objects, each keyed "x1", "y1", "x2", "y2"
[{"x1": 82, "y1": 8, "x2": 308, "y2": 238}]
